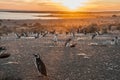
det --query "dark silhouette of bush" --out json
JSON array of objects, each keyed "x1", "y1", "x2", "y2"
[
  {"x1": 82, "y1": 23, "x2": 99, "y2": 33},
  {"x1": 0, "y1": 26, "x2": 12, "y2": 35},
  {"x1": 101, "y1": 27, "x2": 108, "y2": 34},
  {"x1": 112, "y1": 15, "x2": 117, "y2": 17},
  {"x1": 115, "y1": 23, "x2": 120, "y2": 30}
]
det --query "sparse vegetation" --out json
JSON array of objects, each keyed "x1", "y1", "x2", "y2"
[
  {"x1": 112, "y1": 14, "x2": 117, "y2": 17},
  {"x1": 0, "y1": 15, "x2": 120, "y2": 80}
]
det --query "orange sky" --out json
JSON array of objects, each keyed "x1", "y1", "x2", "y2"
[{"x1": 0, "y1": 0, "x2": 120, "y2": 11}]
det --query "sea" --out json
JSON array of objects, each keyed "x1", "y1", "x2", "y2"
[
  {"x1": 0, "y1": 11, "x2": 119, "y2": 20},
  {"x1": 0, "y1": 11, "x2": 59, "y2": 20}
]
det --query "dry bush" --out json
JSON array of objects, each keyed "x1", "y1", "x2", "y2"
[
  {"x1": 0, "y1": 26, "x2": 12, "y2": 35},
  {"x1": 115, "y1": 24, "x2": 120, "y2": 30},
  {"x1": 116, "y1": 26, "x2": 120, "y2": 30},
  {"x1": 100, "y1": 27, "x2": 108, "y2": 34},
  {"x1": 21, "y1": 23, "x2": 28, "y2": 27},
  {"x1": 112, "y1": 14, "x2": 117, "y2": 17},
  {"x1": 79, "y1": 23, "x2": 99, "y2": 33}
]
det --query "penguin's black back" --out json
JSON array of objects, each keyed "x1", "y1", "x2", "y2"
[
  {"x1": 0, "y1": 47, "x2": 6, "y2": 51},
  {"x1": 0, "y1": 53, "x2": 10, "y2": 59},
  {"x1": 65, "y1": 38, "x2": 71, "y2": 46},
  {"x1": 92, "y1": 34, "x2": 97, "y2": 39},
  {"x1": 36, "y1": 57, "x2": 47, "y2": 76}
]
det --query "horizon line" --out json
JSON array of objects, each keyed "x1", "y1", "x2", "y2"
[{"x1": 0, "y1": 9, "x2": 120, "y2": 13}]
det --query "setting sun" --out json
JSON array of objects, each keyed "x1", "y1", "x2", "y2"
[
  {"x1": 0, "y1": 0, "x2": 120, "y2": 11},
  {"x1": 52, "y1": 0, "x2": 88, "y2": 10}
]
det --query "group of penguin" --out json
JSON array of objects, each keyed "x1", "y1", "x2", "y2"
[
  {"x1": 28, "y1": 34, "x2": 120, "y2": 77},
  {"x1": 0, "y1": 33, "x2": 119, "y2": 78},
  {"x1": 0, "y1": 36, "x2": 77, "y2": 79}
]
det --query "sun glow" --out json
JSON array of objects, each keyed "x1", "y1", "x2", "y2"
[{"x1": 52, "y1": 0, "x2": 88, "y2": 10}]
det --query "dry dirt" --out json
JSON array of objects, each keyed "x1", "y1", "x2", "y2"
[{"x1": 0, "y1": 33, "x2": 120, "y2": 80}]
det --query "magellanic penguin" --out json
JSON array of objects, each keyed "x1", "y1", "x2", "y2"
[
  {"x1": 65, "y1": 38, "x2": 72, "y2": 47},
  {"x1": 91, "y1": 33, "x2": 97, "y2": 39},
  {"x1": 0, "y1": 53, "x2": 10, "y2": 59},
  {"x1": 33, "y1": 54, "x2": 47, "y2": 76}
]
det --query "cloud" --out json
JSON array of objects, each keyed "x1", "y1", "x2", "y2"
[
  {"x1": 80, "y1": 0, "x2": 120, "y2": 11},
  {"x1": 0, "y1": 0, "x2": 120, "y2": 11},
  {"x1": 0, "y1": 0, "x2": 53, "y2": 6},
  {"x1": 0, "y1": 0, "x2": 51, "y2": 3}
]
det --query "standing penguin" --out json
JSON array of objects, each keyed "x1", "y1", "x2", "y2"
[
  {"x1": 65, "y1": 38, "x2": 72, "y2": 47},
  {"x1": 114, "y1": 36, "x2": 119, "y2": 45},
  {"x1": 53, "y1": 34, "x2": 58, "y2": 42},
  {"x1": 111, "y1": 36, "x2": 119, "y2": 45},
  {"x1": 33, "y1": 54, "x2": 47, "y2": 76},
  {"x1": 91, "y1": 33, "x2": 97, "y2": 39},
  {"x1": 53, "y1": 34, "x2": 58, "y2": 46}
]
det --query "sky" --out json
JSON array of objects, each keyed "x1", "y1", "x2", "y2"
[{"x1": 0, "y1": 0, "x2": 120, "y2": 11}]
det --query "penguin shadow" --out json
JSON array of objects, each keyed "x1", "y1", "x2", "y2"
[{"x1": 37, "y1": 76, "x2": 50, "y2": 80}]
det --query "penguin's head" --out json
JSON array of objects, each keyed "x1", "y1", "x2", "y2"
[
  {"x1": 68, "y1": 38, "x2": 72, "y2": 41},
  {"x1": 33, "y1": 54, "x2": 40, "y2": 58},
  {"x1": 115, "y1": 36, "x2": 118, "y2": 39}
]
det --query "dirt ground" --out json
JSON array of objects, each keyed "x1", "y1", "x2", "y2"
[{"x1": 0, "y1": 32, "x2": 120, "y2": 80}]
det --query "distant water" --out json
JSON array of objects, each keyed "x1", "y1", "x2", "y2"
[{"x1": 0, "y1": 12, "x2": 59, "y2": 20}]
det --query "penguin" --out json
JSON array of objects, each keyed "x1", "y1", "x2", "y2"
[
  {"x1": 35, "y1": 33, "x2": 40, "y2": 39},
  {"x1": 91, "y1": 33, "x2": 97, "y2": 39},
  {"x1": 33, "y1": 54, "x2": 47, "y2": 76},
  {"x1": 15, "y1": 33, "x2": 21, "y2": 39},
  {"x1": 111, "y1": 36, "x2": 119, "y2": 45},
  {"x1": 0, "y1": 53, "x2": 10, "y2": 59},
  {"x1": 53, "y1": 34, "x2": 58, "y2": 42},
  {"x1": 42, "y1": 32, "x2": 48, "y2": 37},
  {"x1": 0, "y1": 46, "x2": 6, "y2": 50},
  {"x1": 65, "y1": 38, "x2": 72, "y2": 47},
  {"x1": 70, "y1": 43, "x2": 77, "y2": 48},
  {"x1": 0, "y1": 46, "x2": 6, "y2": 52}
]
